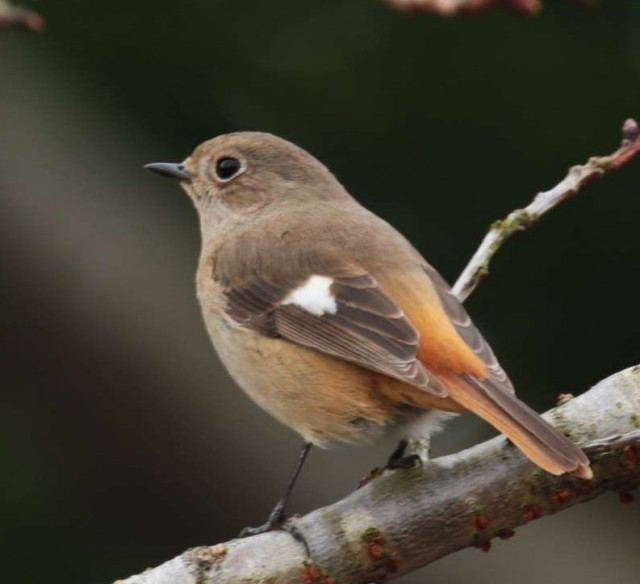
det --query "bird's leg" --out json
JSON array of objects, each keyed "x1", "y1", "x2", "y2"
[
  {"x1": 408, "y1": 436, "x2": 432, "y2": 462},
  {"x1": 239, "y1": 442, "x2": 312, "y2": 538},
  {"x1": 385, "y1": 438, "x2": 425, "y2": 470},
  {"x1": 357, "y1": 438, "x2": 429, "y2": 489}
]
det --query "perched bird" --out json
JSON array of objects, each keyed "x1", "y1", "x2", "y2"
[{"x1": 145, "y1": 132, "x2": 592, "y2": 534}]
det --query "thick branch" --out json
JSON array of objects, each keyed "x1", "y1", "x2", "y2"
[
  {"x1": 453, "y1": 119, "x2": 640, "y2": 301},
  {"x1": 115, "y1": 365, "x2": 640, "y2": 584},
  {"x1": 0, "y1": 0, "x2": 44, "y2": 32}
]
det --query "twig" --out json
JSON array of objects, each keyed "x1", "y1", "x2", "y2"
[
  {"x1": 0, "y1": 0, "x2": 44, "y2": 32},
  {"x1": 452, "y1": 119, "x2": 640, "y2": 301},
  {"x1": 114, "y1": 365, "x2": 640, "y2": 584}
]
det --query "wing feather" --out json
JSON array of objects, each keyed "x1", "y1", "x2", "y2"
[
  {"x1": 223, "y1": 269, "x2": 448, "y2": 397},
  {"x1": 424, "y1": 264, "x2": 514, "y2": 393}
]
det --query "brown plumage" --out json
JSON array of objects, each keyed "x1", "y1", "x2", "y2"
[{"x1": 149, "y1": 131, "x2": 592, "y2": 481}]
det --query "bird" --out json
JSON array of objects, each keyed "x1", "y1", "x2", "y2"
[{"x1": 145, "y1": 131, "x2": 592, "y2": 535}]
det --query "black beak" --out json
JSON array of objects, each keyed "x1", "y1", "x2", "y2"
[{"x1": 144, "y1": 162, "x2": 192, "y2": 180}]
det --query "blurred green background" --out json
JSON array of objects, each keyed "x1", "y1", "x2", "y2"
[{"x1": 1, "y1": 1, "x2": 639, "y2": 582}]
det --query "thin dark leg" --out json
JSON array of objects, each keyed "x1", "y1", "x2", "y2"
[
  {"x1": 239, "y1": 442, "x2": 312, "y2": 538},
  {"x1": 386, "y1": 439, "x2": 422, "y2": 470},
  {"x1": 388, "y1": 439, "x2": 408, "y2": 463},
  {"x1": 357, "y1": 439, "x2": 423, "y2": 490}
]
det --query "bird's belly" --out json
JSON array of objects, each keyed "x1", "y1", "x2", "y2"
[{"x1": 205, "y1": 316, "x2": 409, "y2": 447}]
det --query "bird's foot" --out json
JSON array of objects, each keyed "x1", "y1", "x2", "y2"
[
  {"x1": 239, "y1": 504, "x2": 310, "y2": 555},
  {"x1": 356, "y1": 440, "x2": 425, "y2": 489},
  {"x1": 239, "y1": 500, "x2": 286, "y2": 538},
  {"x1": 384, "y1": 438, "x2": 424, "y2": 470},
  {"x1": 385, "y1": 453, "x2": 423, "y2": 470}
]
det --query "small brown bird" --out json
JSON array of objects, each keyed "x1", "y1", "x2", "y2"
[{"x1": 146, "y1": 132, "x2": 591, "y2": 535}]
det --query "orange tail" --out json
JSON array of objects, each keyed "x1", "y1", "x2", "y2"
[{"x1": 448, "y1": 375, "x2": 592, "y2": 479}]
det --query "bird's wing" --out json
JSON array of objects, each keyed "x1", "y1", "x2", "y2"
[
  {"x1": 220, "y1": 263, "x2": 449, "y2": 398},
  {"x1": 422, "y1": 264, "x2": 514, "y2": 393}
]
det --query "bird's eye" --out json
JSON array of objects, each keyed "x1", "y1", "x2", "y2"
[{"x1": 215, "y1": 157, "x2": 242, "y2": 180}]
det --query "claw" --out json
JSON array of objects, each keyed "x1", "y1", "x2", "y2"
[
  {"x1": 239, "y1": 500, "x2": 286, "y2": 538},
  {"x1": 385, "y1": 439, "x2": 423, "y2": 470},
  {"x1": 239, "y1": 508, "x2": 310, "y2": 555},
  {"x1": 386, "y1": 453, "x2": 423, "y2": 470}
]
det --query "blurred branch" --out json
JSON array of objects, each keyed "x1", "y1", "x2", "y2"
[
  {"x1": 115, "y1": 365, "x2": 640, "y2": 584},
  {"x1": 453, "y1": 119, "x2": 640, "y2": 301},
  {"x1": 380, "y1": 0, "x2": 598, "y2": 16},
  {"x1": 381, "y1": 0, "x2": 541, "y2": 15},
  {"x1": 0, "y1": 0, "x2": 44, "y2": 32}
]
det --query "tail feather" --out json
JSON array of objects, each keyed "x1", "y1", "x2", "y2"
[{"x1": 449, "y1": 375, "x2": 592, "y2": 479}]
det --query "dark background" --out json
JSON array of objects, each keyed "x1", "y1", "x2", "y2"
[{"x1": 1, "y1": 1, "x2": 639, "y2": 582}]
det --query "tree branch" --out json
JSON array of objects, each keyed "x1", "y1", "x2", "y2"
[
  {"x1": 0, "y1": 0, "x2": 44, "y2": 32},
  {"x1": 114, "y1": 120, "x2": 640, "y2": 583},
  {"x1": 115, "y1": 365, "x2": 640, "y2": 584},
  {"x1": 453, "y1": 119, "x2": 640, "y2": 301}
]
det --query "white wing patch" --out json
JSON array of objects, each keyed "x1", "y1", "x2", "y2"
[{"x1": 281, "y1": 275, "x2": 337, "y2": 316}]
